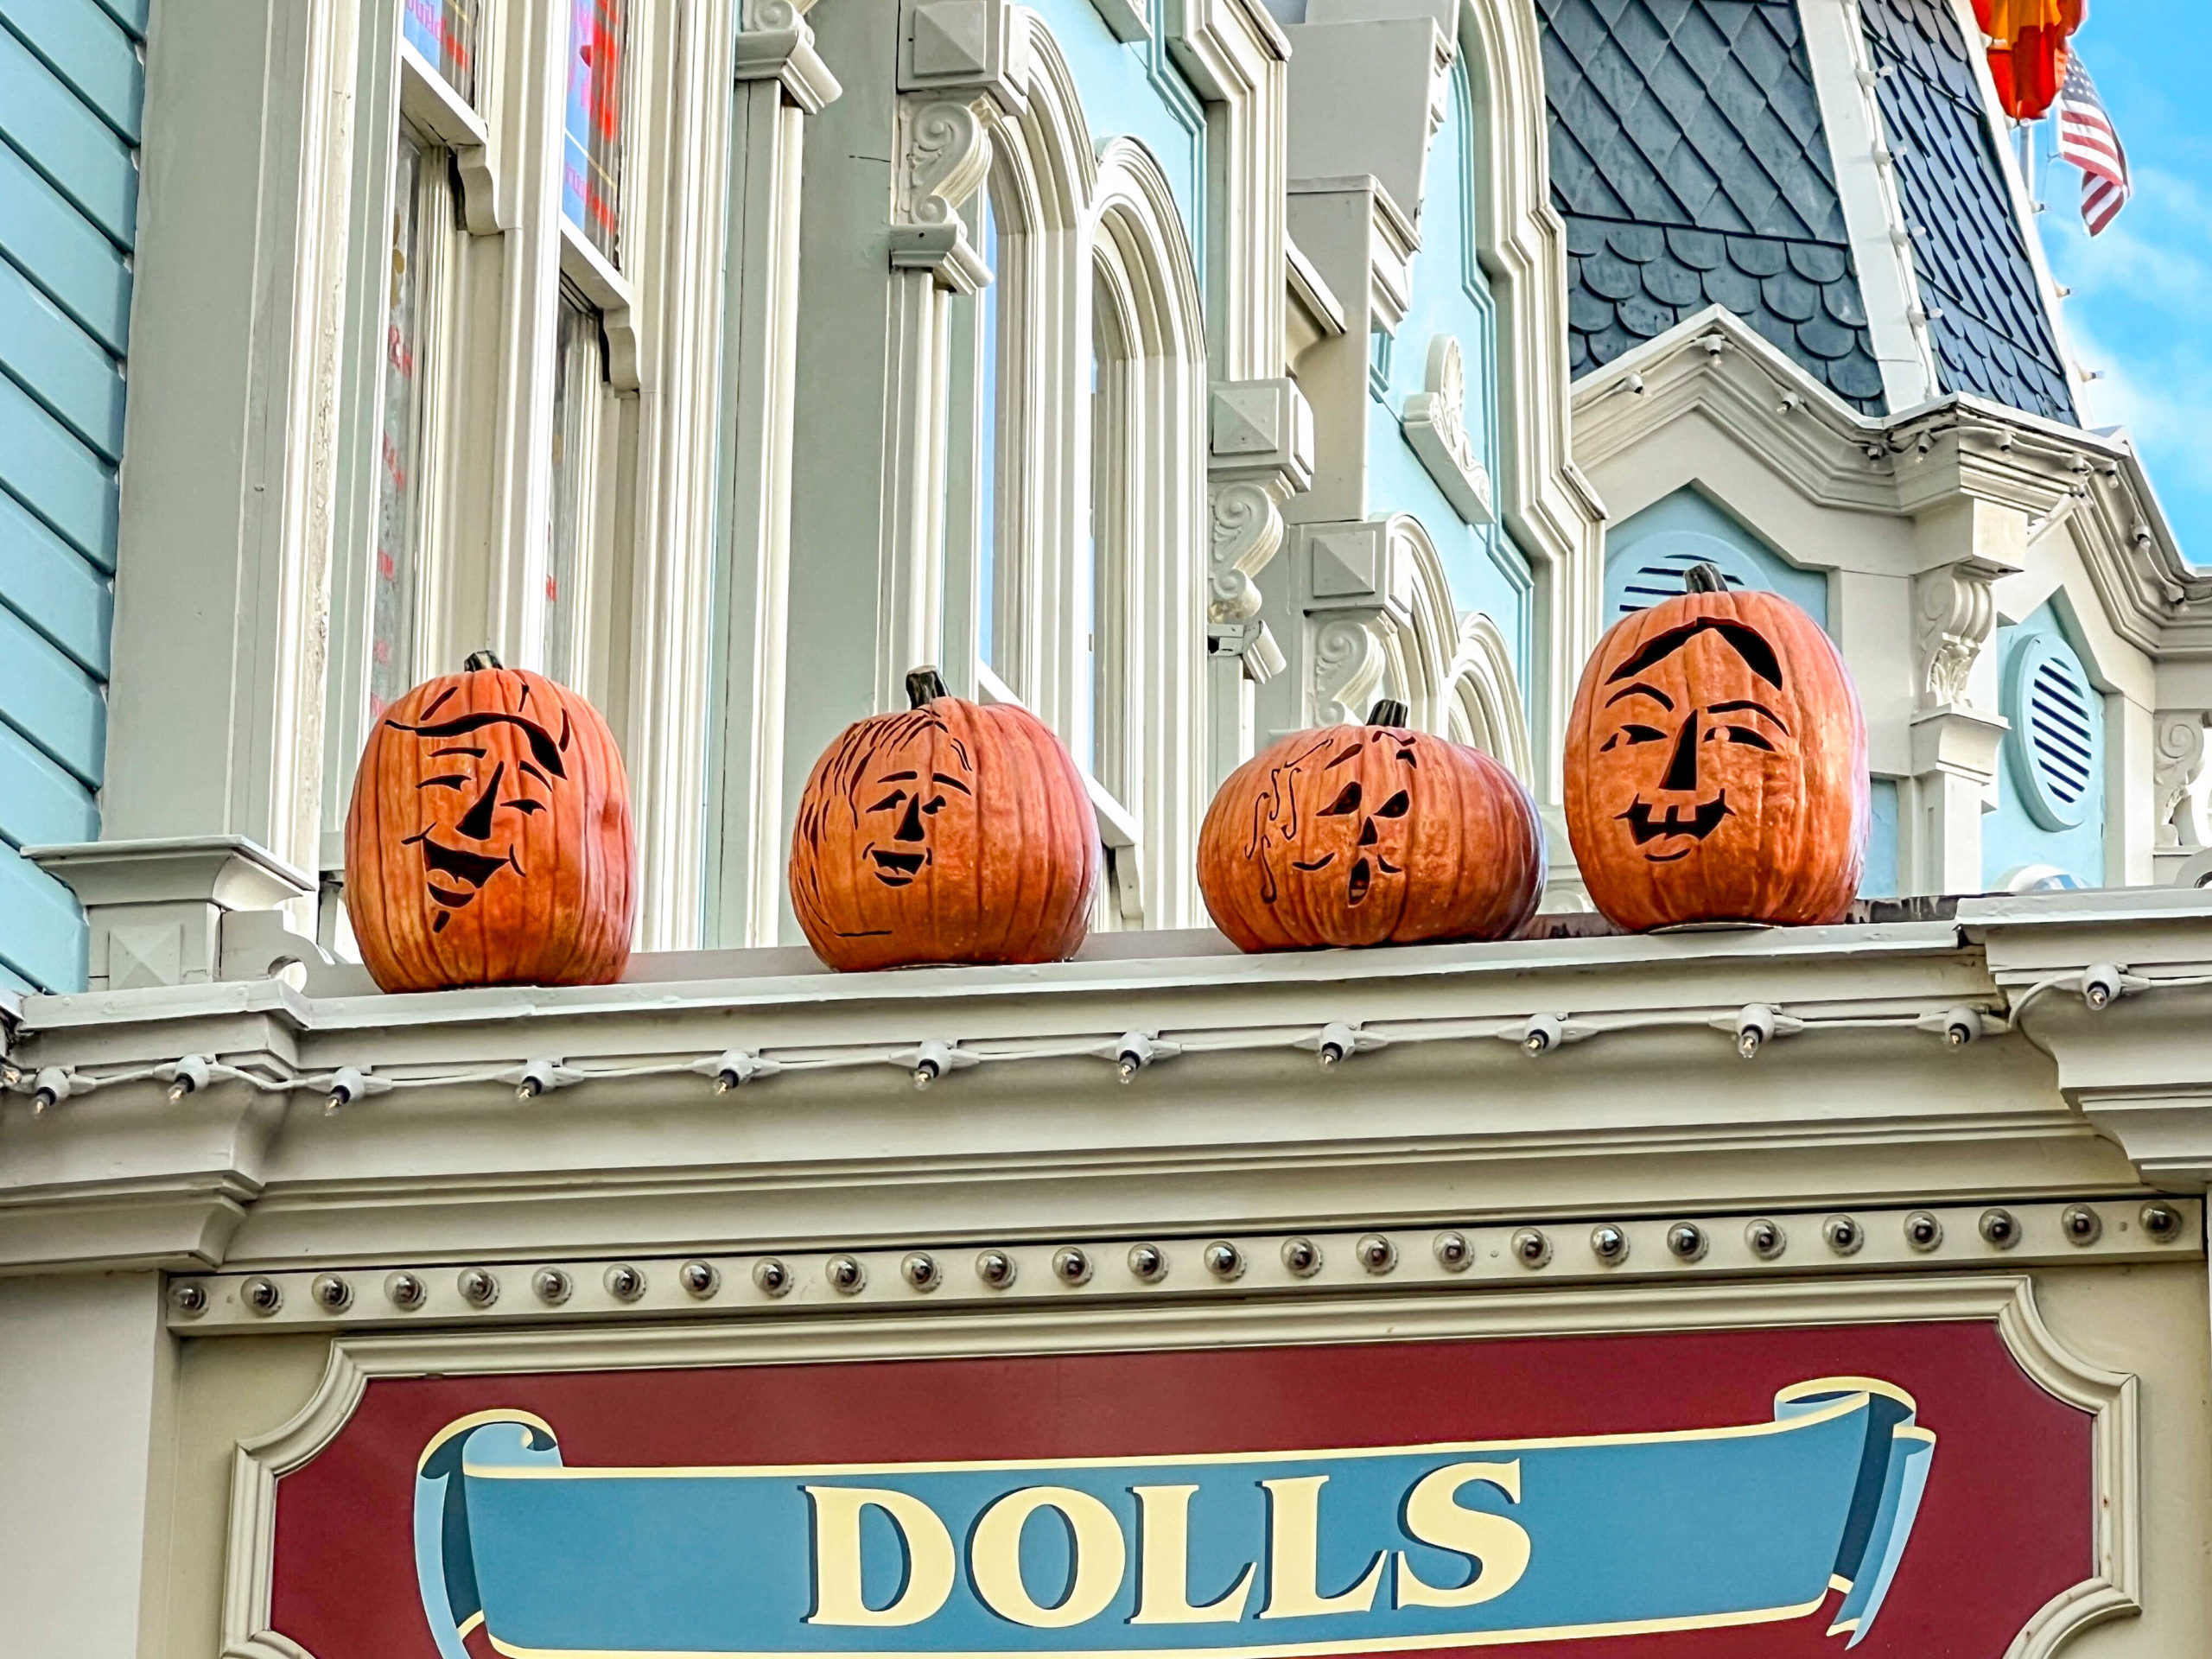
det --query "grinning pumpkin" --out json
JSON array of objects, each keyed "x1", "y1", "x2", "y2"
[
  {"x1": 790, "y1": 667, "x2": 1096, "y2": 971},
  {"x1": 1564, "y1": 563, "x2": 1866, "y2": 931},
  {"x1": 345, "y1": 652, "x2": 637, "y2": 992},
  {"x1": 1198, "y1": 700, "x2": 1546, "y2": 951}
]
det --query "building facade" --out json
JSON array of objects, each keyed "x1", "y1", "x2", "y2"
[{"x1": 6, "y1": 0, "x2": 2212, "y2": 1654}]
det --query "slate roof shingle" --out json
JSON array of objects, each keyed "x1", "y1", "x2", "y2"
[
  {"x1": 1859, "y1": 0, "x2": 2078, "y2": 423},
  {"x1": 1537, "y1": 0, "x2": 1888, "y2": 412}
]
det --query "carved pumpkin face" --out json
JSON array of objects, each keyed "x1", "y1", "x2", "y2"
[
  {"x1": 1565, "y1": 569, "x2": 1866, "y2": 929},
  {"x1": 345, "y1": 655, "x2": 636, "y2": 991},
  {"x1": 791, "y1": 670, "x2": 1096, "y2": 971},
  {"x1": 1198, "y1": 703, "x2": 1546, "y2": 951}
]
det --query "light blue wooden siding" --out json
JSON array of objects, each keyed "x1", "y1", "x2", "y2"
[
  {"x1": 1365, "y1": 59, "x2": 1533, "y2": 701},
  {"x1": 0, "y1": 0, "x2": 139, "y2": 990}
]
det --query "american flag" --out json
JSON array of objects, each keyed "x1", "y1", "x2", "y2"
[{"x1": 2052, "y1": 54, "x2": 2131, "y2": 235}]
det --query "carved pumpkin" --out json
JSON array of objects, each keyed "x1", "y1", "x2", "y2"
[
  {"x1": 344, "y1": 652, "x2": 636, "y2": 992},
  {"x1": 1197, "y1": 701, "x2": 1546, "y2": 951},
  {"x1": 791, "y1": 667, "x2": 1096, "y2": 971},
  {"x1": 1564, "y1": 564, "x2": 1867, "y2": 930}
]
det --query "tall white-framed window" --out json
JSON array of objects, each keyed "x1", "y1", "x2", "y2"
[
  {"x1": 943, "y1": 29, "x2": 1209, "y2": 929},
  {"x1": 320, "y1": 0, "x2": 741, "y2": 950}
]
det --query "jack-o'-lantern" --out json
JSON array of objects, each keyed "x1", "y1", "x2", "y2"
[
  {"x1": 1564, "y1": 564, "x2": 1866, "y2": 930},
  {"x1": 1198, "y1": 701, "x2": 1546, "y2": 951},
  {"x1": 790, "y1": 667, "x2": 1096, "y2": 971},
  {"x1": 345, "y1": 652, "x2": 637, "y2": 991}
]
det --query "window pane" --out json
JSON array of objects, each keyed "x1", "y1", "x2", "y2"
[
  {"x1": 370, "y1": 133, "x2": 429, "y2": 719},
  {"x1": 545, "y1": 291, "x2": 600, "y2": 687},
  {"x1": 403, "y1": 0, "x2": 481, "y2": 107},
  {"x1": 563, "y1": 0, "x2": 627, "y2": 264}
]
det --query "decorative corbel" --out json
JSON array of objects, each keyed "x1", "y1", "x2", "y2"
[
  {"x1": 1206, "y1": 378, "x2": 1313, "y2": 676},
  {"x1": 1312, "y1": 612, "x2": 1392, "y2": 727},
  {"x1": 1910, "y1": 556, "x2": 2010, "y2": 714},
  {"x1": 1295, "y1": 518, "x2": 1402, "y2": 727},
  {"x1": 888, "y1": 0, "x2": 1030, "y2": 293},
  {"x1": 2155, "y1": 711, "x2": 2212, "y2": 851},
  {"x1": 889, "y1": 98, "x2": 994, "y2": 294}
]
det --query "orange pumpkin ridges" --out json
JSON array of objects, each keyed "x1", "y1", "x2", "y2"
[
  {"x1": 1197, "y1": 698, "x2": 1547, "y2": 953},
  {"x1": 344, "y1": 652, "x2": 638, "y2": 992},
  {"x1": 1563, "y1": 563, "x2": 1868, "y2": 931},
  {"x1": 790, "y1": 664, "x2": 1096, "y2": 972}
]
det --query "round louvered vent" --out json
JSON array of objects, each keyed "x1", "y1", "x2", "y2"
[
  {"x1": 2003, "y1": 632, "x2": 2096, "y2": 831},
  {"x1": 1611, "y1": 545, "x2": 1760, "y2": 619}
]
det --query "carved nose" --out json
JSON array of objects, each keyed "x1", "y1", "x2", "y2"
[
  {"x1": 458, "y1": 761, "x2": 505, "y2": 842},
  {"x1": 1661, "y1": 715, "x2": 1700, "y2": 792},
  {"x1": 895, "y1": 795, "x2": 926, "y2": 842}
]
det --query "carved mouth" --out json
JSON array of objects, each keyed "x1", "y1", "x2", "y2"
[
  {"x1": 1619, "y1": 793, "x2": 1732, "y2": 853},
  {"x1": 406, "y1": 832, "x2": 517, "y2": 932},
  {"x1": 864, "y1": 844, "x2": 929, "y2": 887}
]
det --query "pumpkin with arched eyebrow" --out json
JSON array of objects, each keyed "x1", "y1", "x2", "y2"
[
  {"x1": 345, "y1": 652, "x2": 636, "y2": 991},
  {"x1": 1198, "y1": 701, "x2": 1546, "y2": 951},
  {"x1": 1565, "y1": 564, "x2": 1866, "y2": 930}
]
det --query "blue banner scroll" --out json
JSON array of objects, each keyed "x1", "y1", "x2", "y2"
[{"x1": 415, "y1": 1378, "x2": 1935, "y2": 1657}]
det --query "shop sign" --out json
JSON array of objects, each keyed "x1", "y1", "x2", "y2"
[{"x1": 265, "y1": 1324, "x2": 2097, "y2": 1657}]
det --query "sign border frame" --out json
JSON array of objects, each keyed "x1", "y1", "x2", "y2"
[{"x1": 215, "y1": 1273, "x2": 2137, "y2": 1659}]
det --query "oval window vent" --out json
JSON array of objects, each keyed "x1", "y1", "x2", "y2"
[
  {"x1": 2003, "y1": 632, "x2": 2097, "y2": 831},
  {"x1": 1613, "y1": 550, "x2": 1751, "y2": 619}
]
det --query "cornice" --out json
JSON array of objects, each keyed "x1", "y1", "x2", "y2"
[
  {"x1": 1574, "y1": 313, "x2": 2212, "y2": 666},
  {"x1": 10, "y1": 906, "x2": 2211, "y2": 1270},
  {"x1": 1573, "y1": 308, "x2": 1897, "y2": 513}
]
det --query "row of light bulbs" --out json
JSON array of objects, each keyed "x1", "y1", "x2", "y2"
[{"x1": 3, "y1": 963, "x2": 2176, "y2": 1116}]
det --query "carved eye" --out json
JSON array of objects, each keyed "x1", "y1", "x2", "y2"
[
  {"x1": 1713, "y1": 728, "x2": 1777, "y2": 752},
  {"x1": 1319, "y1": 782, "x2": 1363, "y2": 817},
  {"x1": 505, "y1": 798, "x2": 546, "y2": 816},
  {"x1": 866, "y1": 791, "x2": 907, "y2": 813},
  {"x1": 1374, "y1": 790, "x2": 1410, "y2": 818},
  {"x1": 417, "y1": 774, "x2": 469, "y2": 791},
  {"x1": 1599, "y1": 725, "x2": 1666, "y2": 752}
]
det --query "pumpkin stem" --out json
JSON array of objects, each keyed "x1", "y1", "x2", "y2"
[
  {"x1": 1366, "y1": 698, "x2": 1411, "y2": 728},
  {"x1": 905, "y1": 665, "x2": 950, "y2": 709},
  {"x1": 1683, "y1": 563, "x2": 1727, "y2": 594},
  {"x1": 464, "y1": 648, "x2": 505, "y2": 672}
]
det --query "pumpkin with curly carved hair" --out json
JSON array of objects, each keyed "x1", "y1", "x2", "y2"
[{"x1": 1198, "y1": 700, "x2": 1545, "y2": 951}]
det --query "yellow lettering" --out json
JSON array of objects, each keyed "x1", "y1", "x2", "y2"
[
  {"x1": 1258, "y1": 1475, "x2": 1387, "y2": 1619},
  {"x1": 969, "y1": 1485, "x2": 1128, "y2": 1629},
  {"x1": 804, "y1": 1486, "x2": 957, "y2": 1627},
  {"x1": 1129, "y1": 1484, "x2": 1256, "y2": 1624},
  {"x1": 1393, "y1": 1461, "x2": 1530, "y2": 1609}
]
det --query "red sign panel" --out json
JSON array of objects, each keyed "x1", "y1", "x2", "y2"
[{"x1": 268, "y1": 1319, "x2": 2091, "y2": 1657}]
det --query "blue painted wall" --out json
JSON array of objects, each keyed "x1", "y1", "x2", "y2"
[
  {"x1": 1603, "y1": 488, "x2": 1828, "y2": 627},
  {"x1": 1984, "y1": 602, "x2": 2106, "y2": 891},
  {"x1": 0, "y1": 0, "x2": 141, "y2": 991},
  {"x1": 1602, "y1": 488, "x2": 1904, "y2": 898},
  {"x1": 1364, "y1": 58, "x2": 1532, "y2": 700}
]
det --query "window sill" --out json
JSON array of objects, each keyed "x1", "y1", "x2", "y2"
[
  {"x1": 397, "y1": 39, "x2": 499, "y2": 234},
  {"x1": 559, "y1": 219, "x2": 643, "y2": 391}
]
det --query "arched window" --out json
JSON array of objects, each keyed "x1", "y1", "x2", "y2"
[{"x1": 941, "y1": 28, "x2": 1207, "y2": 929}]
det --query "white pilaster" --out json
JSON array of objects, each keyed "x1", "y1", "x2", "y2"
[{"x1": 0, "y1": 1274, "x2": 169, "y2": 1659}]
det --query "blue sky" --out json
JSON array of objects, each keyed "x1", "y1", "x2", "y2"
[{"x1": 2036, "y1": 5, "x2": 2211, "y2": 566}]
